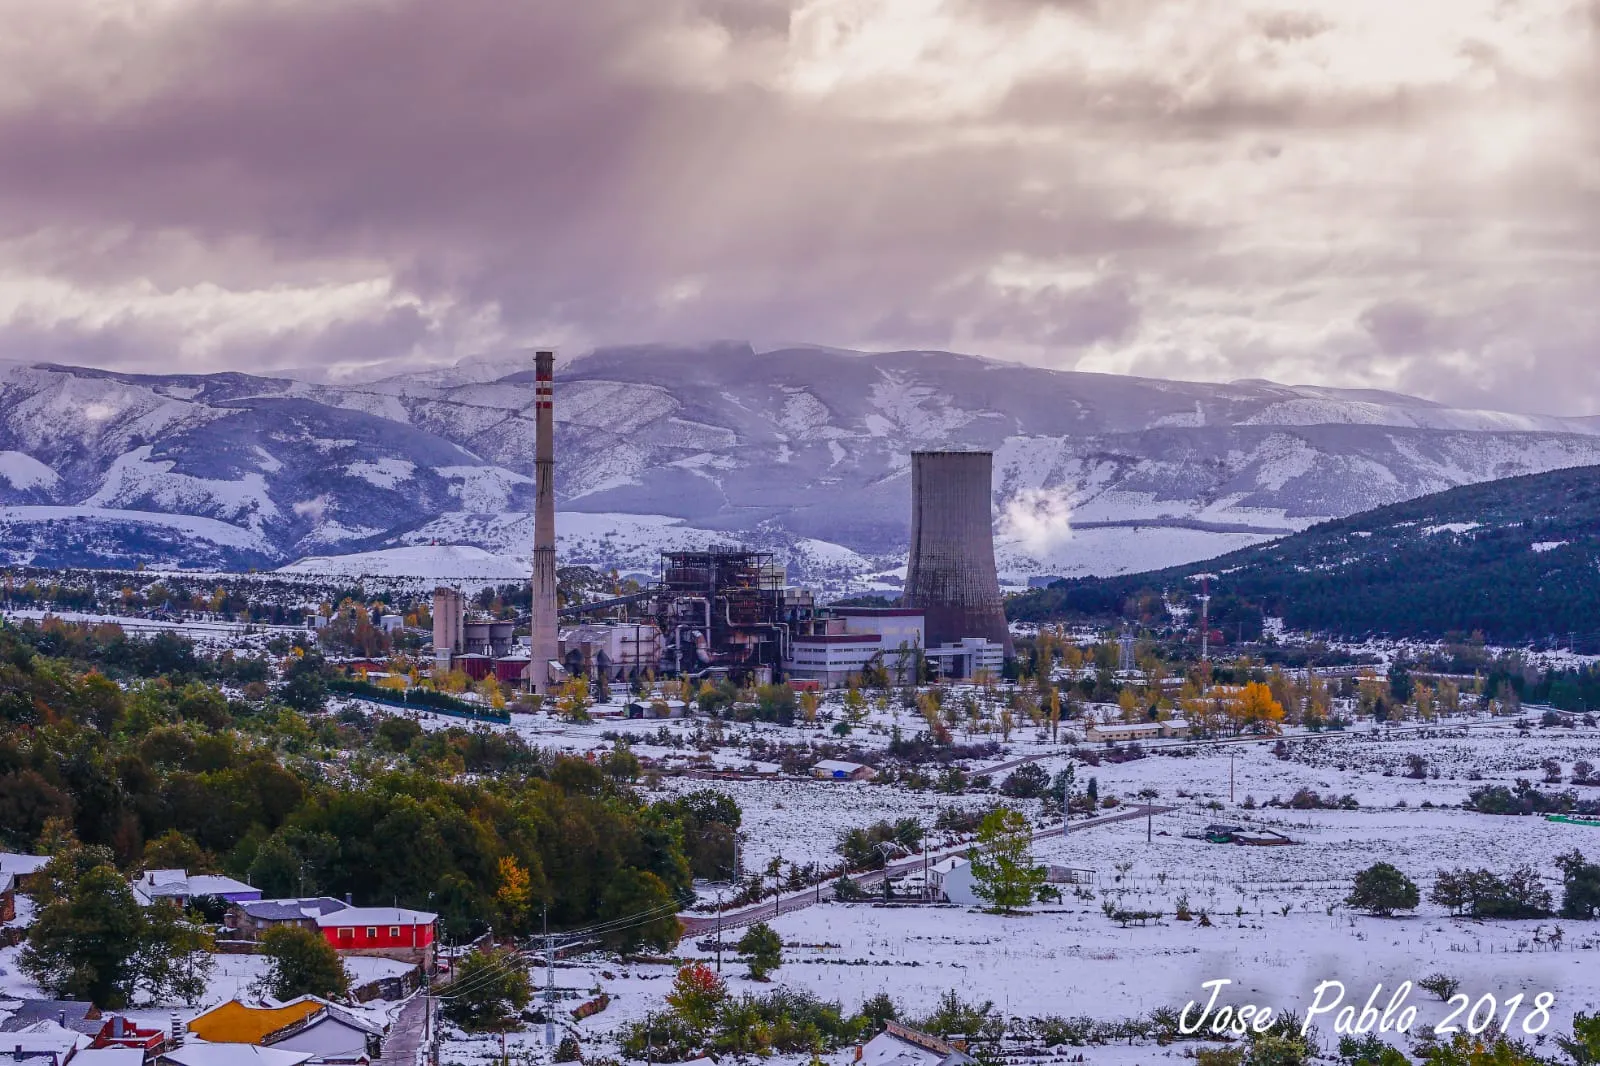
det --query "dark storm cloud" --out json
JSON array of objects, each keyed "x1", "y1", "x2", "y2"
[{"x1": 0, "y1": 0, "x2": 1595, "y2": 412}]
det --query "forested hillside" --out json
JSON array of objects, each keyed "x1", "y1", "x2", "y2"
[
  {"x1": 1007, "y1": 465, "x2": 1600, "y2": 648},
  {"x1": 0, "y1": 619, "x2": 736, "y2": 944}
]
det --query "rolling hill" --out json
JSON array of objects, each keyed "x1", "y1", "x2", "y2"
[{"x1": 1007, "y1": 465, "x2": 1600, "y2": 649}]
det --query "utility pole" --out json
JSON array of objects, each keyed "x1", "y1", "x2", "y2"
[
  {"x1": 1229, "y1": 750, "x2": 1237, "y2": 804},
  {"x1": 714, "y1": 891, "x2": 724, "y2": 973},
  {"x1": 1147, "y1": 806, "x2": 1153, "y2": 843},
  {"x1": 543, "y1": 903, "x2": 555, "y2": 1047}
]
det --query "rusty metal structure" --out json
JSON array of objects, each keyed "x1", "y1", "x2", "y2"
[
  {"x1": 655, "y1": 547, "x2": 788, "y2": 682},
  {"x1": 903, "y1": 450, "x2": 1012, "y2": 655}
]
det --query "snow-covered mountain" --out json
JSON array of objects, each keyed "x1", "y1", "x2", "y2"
[{"x1": 1, "y1": 346, "x2": 1598, "y2": 586}]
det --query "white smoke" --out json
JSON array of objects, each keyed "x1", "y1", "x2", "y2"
[{"x1": 998, "y1": 486, "x2": 1074, "y2": 560}]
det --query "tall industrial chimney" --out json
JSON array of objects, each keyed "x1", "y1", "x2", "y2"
[
  {"x1": 530, "y1": 350, "x2": 559, "y2": 694},
  {"x1": 904, "y1": 450, "x2": 1012, "y2": 655}
]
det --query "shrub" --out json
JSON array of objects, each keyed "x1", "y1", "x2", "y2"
[
  {"x1": 1346, "y1": 863, "x2": 1420, "y2": 917},
  {"x1": 1417, "y1": 974, "x2": 1460, "y2": 1001}
]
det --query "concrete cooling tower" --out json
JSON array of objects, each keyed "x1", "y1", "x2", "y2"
[{"x1": 904, "y1": 450, "x2": 1013, "y2": 655}]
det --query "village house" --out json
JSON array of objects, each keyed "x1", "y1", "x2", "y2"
[
  {"x1": 132, "y1": 870, "x2": 261, "y2": 908},
  {"x1": 313, "y1": 907, "x2": 436, "y2": 967},
  {"x1": 2, "y1": 1024, "x2": 86, "y2": 1066},
  {"x1": 0, "y1": 853, "x2": 50, "y2": 892},
  {"x1": 811, "y1": 759, "x2": 877, "y2": 781},
  {"x1": 857, "y1": 1021, "x2": 975, "y2": 1066},
  {"x1": 1, "y1": 1005, "x2": 101, "y2": 1039},
  {"x1": 925, "y1": 857, "x2": 981, "y2": 906},
  {"x1": 73, "y1": 1048, "x2": 146, "y2": 1066},
  {"x1": 160, "y1": 1046, "x2": 314, "y2": 1066},
  {"x1": 187, "y1": 1002, "x2": 322, "y2": 1048},
  {"x1": 89, "y1": 1017, "x2": 166, "y2": 1056},
  {"x1": 260, "y1": 1003, "x2": 382, "y2": 1066},
  {"x1": 225, "y1": 898, "x2": 351, "y2": 941},
  {"x1": 185, "y1": 1000, "x2": 379, "y2": 1066}
]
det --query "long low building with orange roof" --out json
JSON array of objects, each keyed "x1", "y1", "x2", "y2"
[{"x1": 185, "y1": 1002, "x2": 323, "y2": 1047}]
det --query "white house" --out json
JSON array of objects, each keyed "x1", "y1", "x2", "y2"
[
  {"x1": 927, "y1": 857, "x2": 981, "y2": 906},
  {"x1": 161, "y1": 1047, "x2": 316, "y2": 1066},
  {"x1": 264, "y1": 1001, "x2": 383, "y2": 1066},
  {"x1": 132, "y1": 869, "x2": 260, "y2": 906},
  {"x1": 858, "y1": 1022, "x2": 975, "y2": 1066},
  {"x1": 73, "y1": 1050, "x2": 145, "y2": 1066}
]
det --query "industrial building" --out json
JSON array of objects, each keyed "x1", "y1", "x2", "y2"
[
  {"x1": 786, "y1": 607, "x2": 924, "y2": 688},
  {"x1": 903, "y1": 450, "x2": 1013, "y2": 656},
  {"x1": 653, "y1": 547, "x2": 791, "y2": 684},
  {"x1": 560, "y1": 622, "x2": 663, "y2": 686}
]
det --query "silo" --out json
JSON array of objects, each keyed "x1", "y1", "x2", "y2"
[{"x1": 904, "y1": 450, "x2": 1012, "y2": 655}]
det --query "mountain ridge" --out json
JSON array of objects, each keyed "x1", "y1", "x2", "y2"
[{"x1": 1, "y1": 345, "x2": 1599, "y2": 583}]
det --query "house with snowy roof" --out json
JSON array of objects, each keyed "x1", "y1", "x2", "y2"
[
  {"x1": 73, "y1": 1048, "x2": 146, "y2": 1066},
  {"x1": 185, "y1": 1000, "x2": 380, "y2": 1066},
  {"x1": 0, "y1": 853, "x2": 50, "y2": 891},
  {"x1": 1, "y1": 1021, "x2": 88, "y2": 1066},
  {"x1": 856, "y1": 1022, "x2": 974, "y2": 1066},
  {"x1": 132, "y1": 870, "x2": 260, "y2": 908},
  {"x1": 226, "y1": 898, "x2": 351, "y2": 941},
  {"x1": 811, "y1": 759, "x2": 876, "y2": 781},
  {"x1": 187, "y1": 1002, "x2": 322, "y2": 1048},
  {"x1": 159, "y1": 1046, "x2": 314, "y2": 1066},
  {"x1": 1, "y1": 1005, "x2": 101, "y2": 1038},
  {"x1": 259, "y1": 1001, "x2": 382, "y2": 1065},
  {"x1": 314, "y1": 907, "x2": 436, "y2": 967}
]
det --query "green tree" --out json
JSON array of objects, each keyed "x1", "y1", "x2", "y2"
[
  {"x1": 261, "y1": 925, "x2": 350, "y2": 1000},
  {"x1": 441, "y1": 948, "x2": 532, "y2": 1032},
  {"x1": 21, "y1": 864, "x2": 145, "y2": 1006},
  {"x1": 968, "y1": 807, "x2": 1046, "y2": 914},
  {"x1": 20, "y1": 864, "x2": 213, "y2": 1008},
  {"x1": 1346, "y1": 863, "x2": 1420, "y2": 916},
  {"x1": 138, "y1": 902, "x2": 215, "y2": 1004},
  {"x1": 1557, "y1": 1012, "x2": 1600, "y2": 1066},
  {"x1": 737, "y1": 921, "x2": 783, "y2": 980},
  {"x1": 1557, "y1": 850, "x2": 1600, "y2": 919}
]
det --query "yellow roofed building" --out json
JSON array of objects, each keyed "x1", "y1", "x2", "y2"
[{"x1": 187, "y1": 1000, "x2": 324, "y2": 1045}]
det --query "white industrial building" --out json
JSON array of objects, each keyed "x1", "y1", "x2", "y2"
[
  {"x1": 925, "y1": 637, "x2": 1004, "y2": 681},
  {"x1": 560, "y1": 623, "x2": 664, "y2": 685},
  {"x1": 786, "y1": 608, "x2": 926, "y2": 687}
]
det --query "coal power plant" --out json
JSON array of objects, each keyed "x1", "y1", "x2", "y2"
[
  {"x1": 429, "y1": 416, "x2": 1013, "y2": 693},
  {"x1": 903, "y1": 450, "x2": 1013, "y2": 656}
]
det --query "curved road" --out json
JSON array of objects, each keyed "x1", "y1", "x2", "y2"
[{"x1": 680, "y1": 803, "x2": 1174, "y2": 935}]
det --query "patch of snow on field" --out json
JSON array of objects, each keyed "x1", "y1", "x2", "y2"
[
  {"x1": 0, "y1": 451, "x2": 59, "y2": 490},
  {"x1": 344, "y1": 458, "x2": 415, "y2": 490}
]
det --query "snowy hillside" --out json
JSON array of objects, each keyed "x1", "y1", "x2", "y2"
[{"x1": 1, "y1": 348, "x2": 1598, "y2": 583}]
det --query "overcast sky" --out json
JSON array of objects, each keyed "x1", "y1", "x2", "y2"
[{"x1": 0, "y1": 0, "x2": 1596, "y2": 412}]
